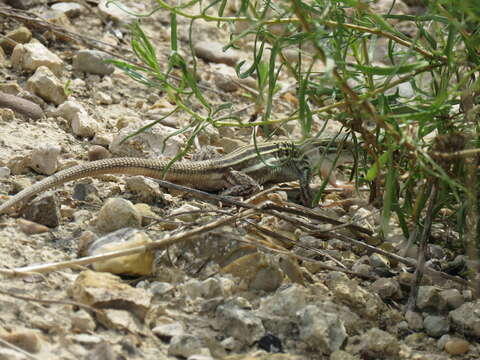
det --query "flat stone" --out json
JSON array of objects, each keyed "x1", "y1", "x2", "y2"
[
  {"x1": 194, "y1": 41, "x2": 240, "y2": 66},
  {"x1": 73, "y1": 50, "x2": 115, "y2": 75},
  {"x1": 26, "y1": 66, "x2": 67, "y2": 104},
  {"x1": 11, "y1": 42, "x2": 63, "y2": 76}
]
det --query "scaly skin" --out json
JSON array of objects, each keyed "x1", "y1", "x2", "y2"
[{"x1": 0, "y1": 141, "x2": 314, "y2": 214}]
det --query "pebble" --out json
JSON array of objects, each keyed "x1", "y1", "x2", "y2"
[
  {"x1": 182, "y1": 277, "x2": 232, "y2": 299},
  {"x1": 297, "y1": 305, "x2": 347, "y2": 354},
  {"x1": 449, "y1": 300, "x2": 480, "y2": 337},
  {"x1": 125, "y1": 176, "x2": 164, "y2": 204},
  {"x1": 152, "y1": 318, "x2": 185, "y2": 340},
  {"x1": 73, "y1": 50, "x2": 115, "y2": 76},
  {"x1": 416, "y1": 286, "x2": 447, "y2": 312},
  {"x1": 56, "y1": 100, "x2": 98, "y2": 137},
  {"x1": 259, "y1": 284, "x2": 308, "y2": 317},
  {"x1": 92, "y1": 133, "x2": 113, "y2": 147},
  {"x1": 95, "y1": 198, "x2": 142, "y2": 233},
  {"x1": 423, "y1": 315, "x2": 450, "y2": 337},
  {"x1": 347, "y1": 327, "x2": 400, "y2": 358},
  {"x1": 11, "y1": 42, "x2": 63, "y2": 76},
  {"x1": 71, "y1": 270, "x2": 152, "y2": 320},
  {"x1": 87, "y1": 228, "x2": 154, "y2": 276},
  {"x1": 370, "y1": 278, "x2": 402, "y2": 300},
  {"x1": 0, "y1": 167, "x2": 11, "y2": 178},
  {"x1": 149, "y1": 282, "x2": 174, "y2": 298},
  {"x1": 0, "y1": 26, "x2": 32, "y2": 52},
  {"x1": 405, "y1": 310, "x2": 423, "y2": 331},
  {"x1": 72, "y1": 183, "x2": 99, "y2": 202},
  {"x1": 25, "y1": 66, "x2": 67, "y2": 105},
  {"x1": 444, "y1": 338, "x2": 470, "y2": 355},
  {"x1": 70, "y1": 309, "x2": 96, "y2": 333},
  {"x1": 222, "y1": 252, "x2": 284, "y2": 292},
  {"x1": 0, "y1": 329, "x2": 41, "y2": 353},
  {"x1": 0, "y1": 92, "x2": 44, "y2": 120},
  {"x1": 30, "y1": 143, "x2": 61, "y2": 175},
  {"x1": 216, "y1": 301, "x2": 265, "y2": 345},
  {"x1": 440, "y1": 288, "x2": 464, "y2": 310},
  {"x1": 16, "y1": 218, "x2": 50, "y2": 235},
  {"x1": 94, "y1": 91, "x2": 113, "y2": 105},
  {"x1": 88, "y1": 145, "x2": 111, "y2": 161},
  {"x1": 194, "y1": 41, "x2": 240, "y2": 66},
  {"x1": 22, "y1": 191, "x2": 61, "y2": 227},
  {"x1": 168, "y1": 335, "x2": 209, "y2": 358}
]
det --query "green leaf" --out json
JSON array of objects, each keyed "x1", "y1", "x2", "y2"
[
  {"x1": 366, "y1": 151, "x2": 389, "y2": 181},
  {"x1": 352, "y1": 62, "x2": 429, "y2": 75}
]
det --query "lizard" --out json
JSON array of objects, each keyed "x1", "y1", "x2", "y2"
[{"x1": 0, "y1": 139, "x2": 347, "y2": 215}]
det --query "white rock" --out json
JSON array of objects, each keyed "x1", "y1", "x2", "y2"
[
  {"x1": 168, "y1": 335, "x2": 209, "y2": 358},
  {"x1": 11, "y1": 42, "x2": 63, "y2": 76},
  {"x1": 30, "y1": 143, "x2": 61, "y2": 175},
  {"x1": 56, "y1": 100, "x2": 98, "y2": 137},
  {"x1": 26, "y1": 66, "x2": 67, "y2": 105},
  {"x1": 216, "y1": 302, "x2": 265, "y2": 345},
  {"x1": 297, "y1": 305, "x2": 347, "y2": 354}
]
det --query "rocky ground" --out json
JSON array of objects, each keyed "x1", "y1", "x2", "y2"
[{"x1": 0, "y1": 0, "x2": 479, "y2": 359}]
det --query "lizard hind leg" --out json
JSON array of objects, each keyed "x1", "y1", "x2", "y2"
[{"x1": 221, "y1": 169, "x2": 262, "y2": 197}]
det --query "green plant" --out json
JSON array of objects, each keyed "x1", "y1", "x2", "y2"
[{"x1": 110, "y1": 0, "x2": 480, "y2": 256}]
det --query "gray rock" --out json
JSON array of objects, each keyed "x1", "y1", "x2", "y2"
[
  {"x1": 194, "y1": 41, "x2": 240, "y2": 66},
  {"x1": 153, "y1": 321, "x2": 184, "y2": 340},
  {"x1": 216, "y1": 302, "x2": 265, "y2": 345},
  {"x1": 259, "y1": 284, "x2": 309, "y2": 317},
  {"x1": 125, "y1": 176, "x2": 164, "y2": 204},
  {"x1": 405, "y1": 310, "x2": 423, "y2": 331},
  {"x1": 370, "y1": 278, "x2": 402, "y2": 300},
  {"x1": 22, "y1": 191, "x2": 61, "y2": 227},
  {"x1": 346, "y1": 327, "x2": 400, "y2": 359},
  {"x1": 183, "y1": 277, "x2": 231, "y2": 299},
  {"x1": 26, "y1": 66, "x2": 66, "y2": 105},
  {"x1": 440, "y1": 289, "x2": 464, "y2": 310},
  {"x1": 0, "y1": 167, "x2": 11, "y2": 178},
  {"x1": 449, "y1": 300, "x2": 480, "y2": 337},
  {"x1": 416, "y1": 286, "x2": 447, "y2": 312},
  {"x1": 11, "y1": 42, "x2": 63, "y2": 76},
  {"x1": 296, "y1": 305, "x2": 347, "y2": 354},
  {"x1": 424, "y1": 315, "x2": 450, "y2": 337},
  {"x1": 95, "y1": 198, "x2": 142, "y2": 233},
  {"x1": 168, "y1": 334, "x2": 208, "y2": 358},
  {"x1": 30, "y1": 143, "x2": 61, "y2": 175},
  {"x1": 73, "y1": 50, "x2": 115, "y2": 76},
  {"x1": 369, "y1": 253, "x2": 390, "y2": 269}
]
